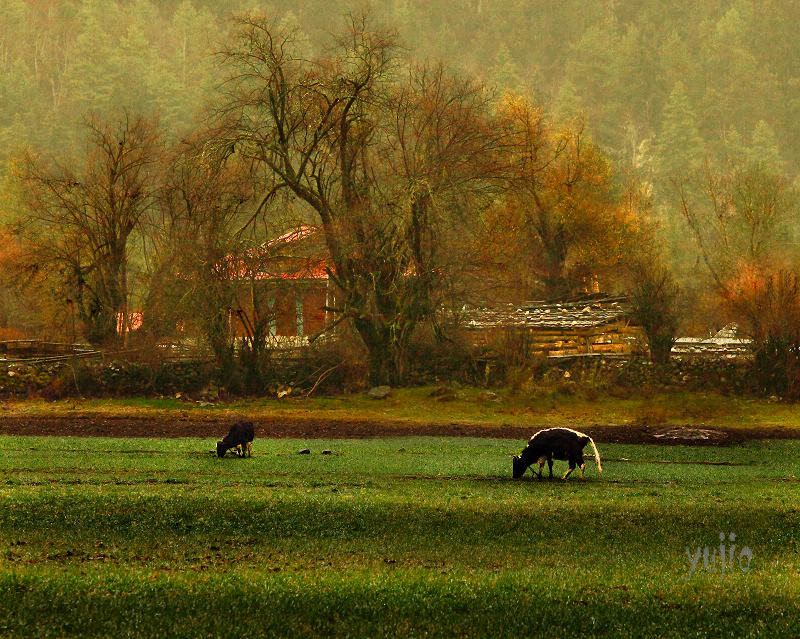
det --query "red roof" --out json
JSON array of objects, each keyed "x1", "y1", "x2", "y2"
[
  {"x1": 227, "y1": 225, "x2": 331, "y2": 281},
  {"x1": 264, "y1": 225, "x2": 319, "y2": 248}
]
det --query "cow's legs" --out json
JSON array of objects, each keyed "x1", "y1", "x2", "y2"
[
  {"x1": 579, "y1": 463, "x2": 586, "y2": 479},
  {"x1": 547, "y1": 457, "x2": 554, "y2": 479},
  {"x1": 537, "y1": 456, "x2": 546, "y2": 480},
  {"x1": 562, "y1": 461, "x2": 576, "y2": 480},
  {"x1": 246, "y1": 442, "x2": 252, "y2": 457}
]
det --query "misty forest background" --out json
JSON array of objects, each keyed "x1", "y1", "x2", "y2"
[
  {"x1": 1, "y1": 0, "x2": 796, "y2": 168},
  {"x1": 0, "y1": 0, "x2": 799, "y2": 392}
]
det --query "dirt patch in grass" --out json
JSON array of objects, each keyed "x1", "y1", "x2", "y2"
[{"x1": 0, "y1": 415, "x2": 798, "y2": 445}]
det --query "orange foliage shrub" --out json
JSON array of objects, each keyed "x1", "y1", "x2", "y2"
[{"x1": 725, "y1": 267, "x2": 800, "y2": 397}]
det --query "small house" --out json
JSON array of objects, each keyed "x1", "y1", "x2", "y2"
[{"x1": 228, "y1": 225, "x2": 333, "y2": 346}]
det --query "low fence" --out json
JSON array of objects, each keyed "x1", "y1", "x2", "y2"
[{"x1": 0, "y1": 341, "x2": 102, "y2": 364}]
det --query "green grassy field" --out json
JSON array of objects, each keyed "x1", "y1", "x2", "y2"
[
  {"x1": 1, "y1": 434, "x2": 799, "y2": 638},
  {"x1": 1, "y1": 435, "x2": 799, "y2": 637}
]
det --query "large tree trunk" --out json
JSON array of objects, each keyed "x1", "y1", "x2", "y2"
[
  {"x1": 206, "y1": 307, "x2": 236, "y2": 385},
  {"x1": 648, "y1": 333, "x2": 675, "y2": 365},
  {"x1": 83, "y1": 249, "x2": 126, "y2": 346},
  {"x1": 354, "y1": 317, "x2": 411, "y2": 387},
  {"x1": 541, "y1": 249, "x2": 570, "y2": 299},
  {"x1": 536, "y1": 214, "x2": 571, "y2": 299}
]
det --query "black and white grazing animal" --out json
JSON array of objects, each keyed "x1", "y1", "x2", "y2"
[
  {"x1": 216, "y1": 421, "x2": 255, "y2": 458},
  {"x1": 512, "y1": 427, "x2": 602, "y2": 480}
]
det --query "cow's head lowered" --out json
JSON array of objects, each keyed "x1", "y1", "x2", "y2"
[{"x1": 512, "y1": 455, "x2": 527, "y2": 479}]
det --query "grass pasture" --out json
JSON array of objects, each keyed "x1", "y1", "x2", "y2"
[{"x1": 1, "y1": 435, "x2": 799, "y2": 637}]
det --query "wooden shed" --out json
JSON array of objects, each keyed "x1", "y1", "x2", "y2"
[{"x1": 461, "y1": 295, "x2": 645, "y2": 357}]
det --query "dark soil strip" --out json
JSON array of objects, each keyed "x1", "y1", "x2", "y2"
[{"x1": 0, "y1": 416, "x2": 798, "y2": 445}]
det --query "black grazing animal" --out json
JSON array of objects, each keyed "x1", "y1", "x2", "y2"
[
  {"x1": 216, "y1": 421, "x2": 255, "y2": 458},
  {"x1": 512, "y1": 428, "x2": 602, "y2": 480}
]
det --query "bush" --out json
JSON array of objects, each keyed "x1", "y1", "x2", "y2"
[
  {"x1": 751, "y1": 337, "x2": 800, "y2": 398},
  {"x1": 154, "y1": 361, "x2": 216, "y2": 396},
  {"x1": 726, "y1": 269, "x2": 800, "y2": 398},
  {"x1": 405, "y1": 328, "x2": 485, "y2": 386},
  {"x1": 264, "y1": 338, "x2": 368, "y2": 396},
  {"x1": 626, "y1": 256, "x2": 681, "y2": 365},
  {"x1": 0, "y1": 364, "x2": 54, "y2": 395}
]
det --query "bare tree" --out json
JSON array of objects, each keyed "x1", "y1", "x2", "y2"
[
  {"x1": 678, "y1": 161, "x2": 797, "y2": 293},
  {"x1": 16, "y1": 112, "x2": 161, "y2": 345},
  {"x1": 150, "y1": 131, "x2": 291, "y2": 392},
  {"x1": 216, "y1": 14, "x2": 507, "y2": 385}
]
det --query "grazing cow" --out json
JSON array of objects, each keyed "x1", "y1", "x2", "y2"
[
  {"x1": 216, "y1": 421, "x2": 255, "y2": 458},
  {"x1": 512, "y1": 427, "x2": 602, "y2": 480}
]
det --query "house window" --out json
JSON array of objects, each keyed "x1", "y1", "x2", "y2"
[
  {"x1": 303, "y1": 288, "x2": 327, "y2": 335},
  {"x1": 268, "y1": 294, "x2": 276, "y2": 337},
  {"x1": 296, "y1": 294, "x2": 304, "y2": 337},
  {"x1": 276, "y1": 290, "x2": 296, "y2": 336}
]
